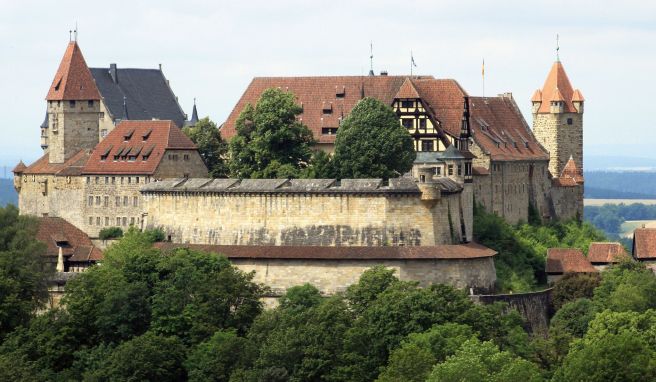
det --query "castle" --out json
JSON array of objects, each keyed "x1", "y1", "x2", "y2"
[{"x1": 13, "y1": 39, "x2": 585, "y2": 295}]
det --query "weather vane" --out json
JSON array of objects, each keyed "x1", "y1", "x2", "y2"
[
  {"x1": 369, "y1": 41, "x2": 374, "y2": 75},
  {"x1": 556, "y1": 34, "x2": 560, "y2": 61}
]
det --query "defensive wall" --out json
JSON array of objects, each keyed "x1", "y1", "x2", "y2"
[{"x1": 141, "y1": 177, "x2": 472, "y2": 246}]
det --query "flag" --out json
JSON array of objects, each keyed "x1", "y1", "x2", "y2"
[{"x1": 411, "y1": 52, "x2": 417, "y2": 67}]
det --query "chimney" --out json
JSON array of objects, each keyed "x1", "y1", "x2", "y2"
[
  {"x1": 380, "y1": 70, "x2": 388, "y2": 76},
  {"x1": 109, "y1": 63, "x2": 118, "y2": 84},
  {"x1": 56, "y1": 246, "x2": 65, "y2": 272}
]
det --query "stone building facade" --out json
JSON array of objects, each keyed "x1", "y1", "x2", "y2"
[{"x1": 142, "y1": 176, "x2": 471, "y2": 246}]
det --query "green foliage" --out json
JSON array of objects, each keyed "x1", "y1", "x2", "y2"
[
  {"x1": 377, "y1": 323, "x2": 475, "y2": 382},
  {"x1": 142, "y1": 227, "x2": 166, "y2": 242},
  {"x1": 332, "y1": 97, "x2": 415, "y2": 178},
  {"x1": 551, "y1": 273, "x2": 601, "y2": 310},
  {"x1": 344, "y1": 265, "x2": 397, "y2": 315},
  {"x1": 426, "y1": 338, "x2": 543, "y2": 382},
  {"x1": 593, "y1": 261, "x2": 656, "y2": 312},
  {"x1": 278, "y1": 283, "x2": 323, "y2": 312},
  {"x1": 474, "y1": 203, "x2": 607, "y2": 291},
  {"x1": 183, "y1": 117, "x2": 230, "y2": 178},
  {"x1": 98, "y1": 226, "x2": 123, "y2": 240},
  {"x1": 299, "y1": 150, "x2": 335, "y2": 178},
  {"x1": 86, "y1": 331, "x2": 187, "y2": 382},
  {"x1": 553, "y1": 310, "x2": 656, "y2": 381},
  {"x1": 0, "y1": 205, "x2": 49, "y2": 340},
  {"x1": 550, "y1": 298, "x2": 597, "y2": 339},
  {"x1": 185, "y1": 330, "x2": 254, "y2": 382},
  {"x1": 228, "y1": 88, "x2": 315, "y2": 178},
  {"x1": 584, "y1": 202, "x2": 656, "y2": 237}
]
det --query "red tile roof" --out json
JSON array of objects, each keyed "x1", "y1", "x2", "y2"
[
  {"x1": 633, "y1": 228, "x2": 656, "y2": 260},
  {"x1": 154, "y1": 242, "x2": 497, "y2": 260},
  {"x1": 472, "y1": 166, "x2": 490, "y2": 176},
  {"x1": 572, "y1": 89, "x2": 585, "y2": 102},
  {"x1": 36, "y1": 217, "x2": 102, "y2": 261},
  {"x1": 221, "y1": 76, "x2": 414, "y2": 144},
  {"x1": 532, "y1": 61, "x2": 580, "y2": 113},
  {"x1": 23, "y1": 149, "x2": 91, "y2": 175},
  {"x1": 587, "y1": 242, "x2": 628, "y2": 263},
  {"x1": 46, "y1": 42, "x2": 101, "y2": 101},
  {"x1": 546, "y1": 248, "x2": 597, "y2": 274},
  {"x1": 396, "y1": 78, "x2": 421, "y2": 98},
  {"x1": 82, "y1": 120, "x2": 197, "y2": 175},
  {"x1": 12, "y1": 161, "x2": 27, "y2": 173},
  {"x1": 554, "y1": 156, "x2": 584, "y2": 187},
  {"x1": 468, "y1": 96, "x2": 549, "y2": 161}
]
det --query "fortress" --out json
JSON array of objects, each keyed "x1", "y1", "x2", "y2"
[{"x1": 14, "y1": 40, "x2": 585, "y2": 295}]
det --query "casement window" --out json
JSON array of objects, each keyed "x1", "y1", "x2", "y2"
[
  {"x1": 402, "y1": 119, "x2": 413, "y2": 129},
  {"x1": 88, "y1": 196, "x2": 93, "y2": 206}
]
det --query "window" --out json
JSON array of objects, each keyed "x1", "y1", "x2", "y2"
[
  {"x1": 567, "y1": 118, "x2": 573, "y2": 125},
  {"x1": 136, "y1": 177, "x2": 139, "y2": 184},
  {"x1": 419, "y1": 119, "x2": 427, "y2": 129},
  {"x1": 87, "y1": 100, "x2": 94, "y2": 107},
  {"x1": 402, "y1": 119, "x2": 413, "y2": 129},
  {"x1": 133, "y1": 197, "x2": 138, "y2": 207},
  {"x1": 89, "y1": 216, "x2": 93, "y2": 225},
  {"x1": 123, "y1": 196, "x2": 128, "y2": 206},
  {"x1": 130, "y1": 217, "x2": 135, "y2": 226},
  {"x1": 105, "y1": 217, "x2": 109, "y2": 226},
  {"x1": 421, "y1": 140, "x2": 434, "y2": 152},
  {"x1": 116, "y1": 217, "x2": 121, "y2": 226},
  {"x1": 101, "y1": 129, "x2": 108, "y2": 138},
  {"x1": 112, "y1": 177, "x2": 116, "y2": 184},
  {"x1": 448, "y1": 165, "x2": 454, "y2": 176},
  {"x1": 457, "y1": 165, "x2": 462, "y2": 176},
  {"x1": 128, "y1": 177, "x2": 131, "y2": 184},
  {"x1": 321, "y1": 127, "x2": 338, "y2": 135},
  {"x1": 183, "y1": 154, "x2": 190, "y2": 161},
  {"x1": 69, "y1": 100, "x2": 76, "y2": 108},
  {"x1": 96, "y1": 217, "x2": 101, "y2": 226},
  {"x1": 184, "y1": 173, "x2": 190, "y2": 179},
  {"x1": 115, "y1": 196, "x2": 120, "y2": 207},
  {"x1": 122, "y1": 217, "x2": 127, "y2": 226},
  {"x1": 95, "y1": 196, "x2": 101, "y2": 206},
  {"x1": 104, "y1": 176, "x2": 109, "y2": 184},
  {"x1": 435, "y1": 167, "x2": 441, "y2": 176},
  {"x1": 401, "y1": 100, "x2": 414, "y2": 108},
  {"x1": 104, "y1": 196, "x2": 109, "y2": 207},
  {"x1": 86, "y1": 177, "x2": 90, "y2": 184},
  {"x1": 420, "y1": 174, "x2": 426, "y2": 182},
  {"x1": 88, "y1": 196, "x2": 93, "y2": 206},
  {"x1": 95, "y1": 176, "x2": 99, "y2": 184}
]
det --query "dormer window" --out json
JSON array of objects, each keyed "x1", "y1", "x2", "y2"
[
  {"x1": 69, "y1": 100, "x2": 76, "y2": 108},
  {"x1": 123, "y1": 129, "x2": 135, "y2": 141},
  {"x1": 336, "y1": 86, "x2": 346, "y2": 98},
  {"x1": 322, "y1": 102, "x2": 333, "y2": 114},
  {"x1": 88, "y1": 100, "x2": 94, "y2": 107},
  {"x1": 142, "y1": 129, "x2": 152, "y2": 141}
]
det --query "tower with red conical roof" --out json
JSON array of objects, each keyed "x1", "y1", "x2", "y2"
[
  {"x1": 531, "y1": 59, "x2": 584, "y2": 179},
  {"x1": 45, "y1": 40, "x2": 101, "y2": 163}
]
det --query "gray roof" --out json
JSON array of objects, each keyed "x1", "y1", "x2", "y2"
[
  {"x1": 40, "y1": 112, "x2": 48, "y2": 129},
  {"x1": 414, "y1": 145, "x2": 465, "y2": 164},
  {"x1": 89, "y1": 67, "x2": 187, "y2": 127},
  {"x1": 184, "y1": 103, "x2": 199, "y2": 127},
  {"x1": 141, "y1": 177, "x2": 422, "y2": 195}
]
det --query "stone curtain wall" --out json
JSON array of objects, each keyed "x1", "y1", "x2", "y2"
[
  {"x1": 154, "y1": 150, "x2": 209, "y2": 179},
  {"x1": 470, "y1": 288, "x2": 552, "y2": 336},
  {"x1": 143, "y1": 191, "x2": 464, "y2": 246},
  {"x1": 533, "y1": 113, "x2": 583, "y2": 177},
  {"x1": 232, "y1": 257, "x2": 497, "y2": 296},
  {"x1": 550, "y1": 184, "x2": 583, "y2": 221},
  {"x1": 18, "y1": 174, "x2": 86, "y2": 230}
]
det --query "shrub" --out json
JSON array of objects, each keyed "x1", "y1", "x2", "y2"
[{"x1": 98, "y1": 227, "x2": 123, "y2": 240}]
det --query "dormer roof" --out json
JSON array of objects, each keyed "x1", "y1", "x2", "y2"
[
  {"x1": 572, "y1": 89, "x2": 585, "y2": 102},
  {"x1": 531, "y1": 89, "x2": 542, "y2": 102},
  {"x1": 12, "y1": 161, "x2": 27, "y2": 174},
  {"x1": 46, "y1": 42, "x2": 101, "y2": 101},
  {"x1": 395, "y1": 78, "x2": 421, "y2": 99},
  {"x1": 536, "y1": 61, "x2": 578, "y2": 113}
]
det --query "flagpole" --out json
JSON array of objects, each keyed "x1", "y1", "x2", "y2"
[
  {"x1": 482, "y1": 58, "x2": 485, "y2": 98},
  {"x1": 410, "y1": 50, "x2": 413, "y2": 77}
]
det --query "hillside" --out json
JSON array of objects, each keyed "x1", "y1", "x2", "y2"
[
  {"x1": 0, "y1": 179, "x2": 17, "y2": 206},
  {"x1": 584, "y1": 171, "x2": 656, "y2": 199}
]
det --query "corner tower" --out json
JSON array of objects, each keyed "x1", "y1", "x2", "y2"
[
  {"x1": 531, "y1": 60, "x2": 584, "y2": 178},
  {"x1": 45, "y1": 41, "x2": 101, "y2": 163}
]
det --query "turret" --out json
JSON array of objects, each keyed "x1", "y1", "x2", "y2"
[
  {"x1": 12, "y1": 161, "x2": 26, "y2": 192},
  {"x1": 45, "y1": 41, "x2": 101, "y2": 163}
]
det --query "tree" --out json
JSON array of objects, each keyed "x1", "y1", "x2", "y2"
[
  {"x1": 593, "y1": 261, "x2": 656, "y2": 312},
  {"x1": 0, "y1": 205, "x2": 50, "y2": 340},
  {"x1": 86, "y1": 332, "x2": 187, "y2": 382},
  {"x1": 551, "y1": 273, "x2": 601, "y2": 310},
  {"x1": 426, "y1": 338, "x2": 543, "y2": 382},
  {"x1": 300, "y1": 150, "x2": 334, "y2": 178},
  {"x1": 183, "y1": 117, "x2": 229, "y2": 178},
  {"x1": 228, "y1": 88, "x2": 315, "y2": 178},
  {"x1": 185, "y1": 330, "x2": 254, "y2": 382},
  {"x1": 332, "y1": 97, "x2": 415, "y2": 179}
]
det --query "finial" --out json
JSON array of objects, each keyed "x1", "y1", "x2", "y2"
[
  {"x1": 74, "y1": 21, "x2": 78, "y2": 42},
  {"x1": 69, "y1": 30, "x2": 72, "y2": 42},
  {"x1": 556, "y1": 34, "x2": 560, "y2": 61},
  {"x1": 193, "y1": 97, "x2": 196, "y2": 106},
  {"x1": 369, "y1": 41, "x2": 374, "y2": 76}
]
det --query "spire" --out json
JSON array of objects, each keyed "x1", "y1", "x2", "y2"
[
  {"x1": 56, "y1": 246, "x2": 65, "y2": 272},
  {"x1": 535, "y1": 61, "x2": 577, "y2": 113},
  {"x1": 122, "y1": 96, "x2": 129, "y2": 120},
  {"x1": 190, "y1": 98, "x2": 199, "y2": 124},
  {"x1": 46, "y1": 41, "x2": 100, "y2": 101},
  {"x1": 368, "y1": 42, "x2": 374, "y2": 76}
]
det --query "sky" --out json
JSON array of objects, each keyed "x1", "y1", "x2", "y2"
[{"x1": 1, "y1": 0, "x2": 655, "y2": 174}]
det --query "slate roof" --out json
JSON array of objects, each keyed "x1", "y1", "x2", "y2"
[
  {"x1": 633, "y1": 228, "x2": 656, "y2": 260},
  {"x1": 155, "y1": 242, "x2": 497, "y2": 260},
  {"x1": 89, "y1": 66, "x2": 187, "y2": 127},
  {"x1": 546, "y1": 248, "x2": 597, "y2": 274},
  {"x1": 46, "y1": 42, "x2": 101, "y2": 101},
  {"x1": 36, "y1": 217, "x2": 102, "y2": 261},
  {"x1": 82, "y1": 120, "x2": 197, "y2": 175},
  {"x1": 587, "y1": 242, "x2": 628, "y2": 264},
  {"x1": 532, "y1": 61, "x2": 582, "y2": 113}
]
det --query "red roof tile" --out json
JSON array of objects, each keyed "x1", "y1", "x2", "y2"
[
  {"x1": 572, "y1": 89, "x2": 585, "y2": 102},
  {"x1": 154, "y1": 242, "x2": 497, "y2": 260},
  {"x1": 468, "y1": 96, "x2": 549, "y2": 161},
  {"x1": 473, "y1": 166, "x2": 490, "y2": 175},
  {"x1": 633, "y1": 228, "x2": 656, "y2": 260},
  {"x1": 535, "y1": 61, "x2": 578, "y2": 113},
  {"x1": 587, "y1": 242, "x2": 628, "y2": 263},
  {"x1": 555, "y1": 156, "x2": 584, "y2": 187},
  {"x1": 12, "y1": 161, "x2": 27, "y2": 173},
  {"x1": 531, "y1": 89, "x2": 542, "y2": 102},
  {"x1": 82, "y1": 120, "x2": 197, "y2": 175},
  {"x1": 23, "y1": 149, "x2": 91, "y2": 175},
  {"x1": 546, "y1": 248, "x2": 597, "y2": 274},
  {"x1": 396, "y1": 78, "x2": 421, "y2": 98},
  {"x1": 46, "y1": 42, "x2": 100, "y2": 101},
  {"x1": 36, "y1": 217, "x2": 102, "y2": 261}
]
